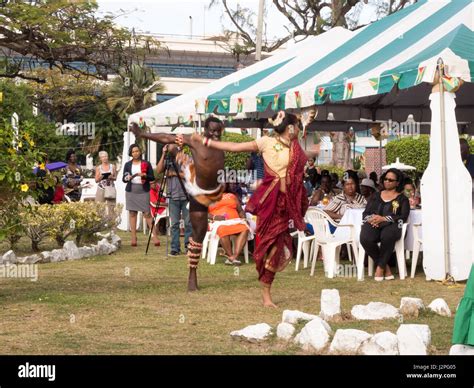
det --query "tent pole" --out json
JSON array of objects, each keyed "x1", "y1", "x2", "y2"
[
  {"x1": 379, "y1": 139, "x2": 382, "y2": 175},
  {"x1": 198, "y1": 114, "x2": 202, "y2": 134},
  {"x1": 437, "y1": 58, "x2": 451, "y2": 280}
]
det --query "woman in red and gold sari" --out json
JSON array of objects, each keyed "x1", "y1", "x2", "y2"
[{"x1": 206, "y1": 111, "x2": 309, "y2": 307}]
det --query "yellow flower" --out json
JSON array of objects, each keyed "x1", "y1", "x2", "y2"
[
  {"x1": 18, "y1": 142, "x2": 23, "y2": 148},
  {"x1": 39, "y1": 163, "x2": 45, "y2": 170},
  {"x1": 392, "y1": 200, "x2": 399, "y2": 213},
  {"x1": 29, "y1": 140, "x2": 35, "y2": 147},
  {"x1": 21, "y1": 184, "x2": 29, "y2": 192}
]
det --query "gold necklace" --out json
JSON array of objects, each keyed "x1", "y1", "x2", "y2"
[{"x1": 273, "y1": 136, "x2": 290, "y2": 152}]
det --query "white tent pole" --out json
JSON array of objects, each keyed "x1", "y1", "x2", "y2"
[
  {"x1": 437, "y1": 57, "x2": 451, "y2": 279},
  {"x1": 198, "y1": 114, "x2": 202, "y2": 134},
  {"x1": 255, "y1": 0, "x2": 265, "y2": 61}
]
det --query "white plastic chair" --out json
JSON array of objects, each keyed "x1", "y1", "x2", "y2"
[
  {"x1": 356, "y1": 223, "x2": 408, "y2": 281},
  {"x1": 203, "y1": 221, "x2": 251, "y2": 265},
  {"x1": 79, "y1": 178, "x2": 97, "y2": 202},
  {"x1": 293, "y1": 217, "x2": 317, "y2": 271},
  {"x1": 143, "y1": 203, "x2": 169, "y2": 235},
  {"x1": 308, "y1": 208, "x2": 358, "y2": 278},
  {"x1": 410, "y1": 223, "x2": 423, "y2": 278}
]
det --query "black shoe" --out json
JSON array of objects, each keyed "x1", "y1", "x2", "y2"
[{"x1": 169, "y1": 251, "x2": 181, "y2": 256}]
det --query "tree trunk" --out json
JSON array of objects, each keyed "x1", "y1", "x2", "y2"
[{"x1": 330, "y1": 132, "x2": 353, "y2": 170}]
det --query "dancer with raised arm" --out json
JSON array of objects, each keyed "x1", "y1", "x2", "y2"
[
  {"x1": 200, "y1": 111, "x2": 309, "y2": 307},
  {"x1": 130, "y1": 117, "x2": 225, "y2": 291}
]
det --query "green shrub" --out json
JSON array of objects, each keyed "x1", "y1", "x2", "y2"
[
  {"x1": 317, "y1": 165, "x2": 346, "y2": 178},
  {"x1": 22, "y1": 204, "x2": 57, "y2": 252},
  {"x1": 0, "y1": 199, "x2": 24, "y2": 249},
  {"x1": 386, "y1": 135, "x2": 430, "y2": 173},
  {"x1": 221, "y1": 132, "x2": 254, "y2": 171},
  {"x1": 70, "y1": 202, "x2": 122, "y2": 245}
]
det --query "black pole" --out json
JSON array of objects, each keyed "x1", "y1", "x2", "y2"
[{"x1": 146, "y1": 163, "x2": 170, "y2": 255}]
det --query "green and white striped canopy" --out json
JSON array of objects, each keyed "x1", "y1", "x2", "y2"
[{"x1": 131, "y1": 0, "x2": 474, "y2": 127}]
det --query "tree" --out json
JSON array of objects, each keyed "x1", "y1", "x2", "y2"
[
  {"x1": 0, "y1": 0, "x2": 160, "y2": 83},
  {"x1": 210, "y1": 0, "x2": 416, "y2": 56},
  {"x1": 105, "y1": 63, "x2": 163, "y2": 120},
  {"x1": 0, "y1": 79, "x2": 76, "y2": 162}
]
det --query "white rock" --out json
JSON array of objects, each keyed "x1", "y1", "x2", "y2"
[
  {"x1": 282, "y1": 310, "x2": 319, "y2": 324},
  {"x1": 276, "y1": 323, "x2": 295, "y2": 341},
  {"x1": 294, "y1": 318, "x2": 332, "y2": 352},
  {"x1": 329, "y1": 329, "x2": 372, "y2": 354},
  {"x1": 320, "y1": 289, "x2": 341, "y2": 320},
  {"x1": 449, "y1": 344, "x2": 474, "y2": 355},
  {"x1": 359, "y1": 331, "x2": 399, "y2": 355},
  {"x1": 230, "y1": 323, "x2": 272, "y2": 343},
  {"x1": 18, "y1": 255, "x2": 42, "y2": 264},
  {"x1": 351, "y1": 302, "x2": 400, "y2": 320},
  {"x1": 40, "y1": 251, "x2": 52, "y2": 263},
  {"x1": 2, "y1": 250, "x2": 17, "y2": 264},
  {"x1": 50, "y1": 249, "x2": 67, "y2": 263},
  {"x1": 78, "y1": 246, "x2": 94, "y2": 258},
  {"x1": 400, "y1": 297, "x2": 424, "y2": 317},
  {"x1": 97, "y1": 238, "x2": 116, "y2": 255},
  {"x1": 400, "y1": 297, "x2": 424, "y2": 310},
  {"x1": 110, "y1": 232, "x2": 121, "y2": 248},
  {"x1": 95, "y1": 232, "x2": 111, "y2": 239},
  {"x1": 428, "y1": 298, "x2": 452, "y2": 317},
  {"x1": 397, "y1": 324, "x2": 431, "y2": 355},
  {"x1": 63, "y1": 241, "x2": 81, "y2": 260}
]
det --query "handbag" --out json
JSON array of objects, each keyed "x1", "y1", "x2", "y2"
[
  {"x1": 96, "y1": 186, "x2": 105, "y2": 202},
  {"x1": 104, "y1": 185, "x2": 116, "y2": 200}
]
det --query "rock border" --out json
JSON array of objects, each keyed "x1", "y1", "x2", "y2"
[{"x1": 1, "y1": 231, "x2": 121, "y2": 265}]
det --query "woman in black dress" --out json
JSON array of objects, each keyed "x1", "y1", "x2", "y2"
[{"x1": 360, "y1": 168, "x2": 410, "y2": 281}]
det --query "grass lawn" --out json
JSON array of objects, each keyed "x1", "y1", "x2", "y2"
[{"x1": 0, "y1": 231, "x2": 466, "y2": 355}]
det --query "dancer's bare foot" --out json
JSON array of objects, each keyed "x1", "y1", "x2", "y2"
[
  {"x1": 187, "y1": 268, "x2": 199, "y2": 292},
  {"x1": 262, "y1": 285, "x2": 277, "y2": 308}
]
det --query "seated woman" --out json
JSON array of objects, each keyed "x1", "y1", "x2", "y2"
[
  {"x1": 324, "y1": 172, "x2": 366, "y2": 222},
  {"x1": 310, "y1": 174, "x2": 339, "y2": 206},
  {"x1": 149, "y1": 180, "x2": 168, "y2": 239},
  {"x1": 360, "y1": 168, "x2": 410, "y2": 281},
  {"x1": 403, "y1": 177, "x2": 420, "y2": 209},
  {"x1": 208, "y1": 184, "x2": 250, "y2": 265}
]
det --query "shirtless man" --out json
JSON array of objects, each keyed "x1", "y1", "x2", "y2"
[{"x1": 130, "y1": 117, "x2": 225, "y2": 291}]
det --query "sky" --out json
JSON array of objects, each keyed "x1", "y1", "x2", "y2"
[
  {"x1": 97, "y1": 0, "x2": 381, "y2": 43},
  {"x1": 97, "y1": 0, "x2": 290, "y2": 39}
]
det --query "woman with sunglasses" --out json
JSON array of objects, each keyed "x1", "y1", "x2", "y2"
[{"x1": 360, "y1": 168, "x2": 410, "y2": 281}]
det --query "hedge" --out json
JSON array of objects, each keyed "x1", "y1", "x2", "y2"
[
  {"x1": 386, "y1": 136, "x2": 474, "y2": 173},
  {"x1": 221, "y1": 132, "x2": 255, "y2": 171}
]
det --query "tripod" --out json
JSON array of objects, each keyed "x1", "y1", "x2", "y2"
[{"x1": 146, "y1": 150, "x2": 189, "y2": 255}]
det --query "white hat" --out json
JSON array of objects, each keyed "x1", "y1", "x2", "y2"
[{"x1": 361, "y1": 178, "x2": 376, "y2": 191}]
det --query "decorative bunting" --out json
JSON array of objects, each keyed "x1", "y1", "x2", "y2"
[
  {"x1": 205, "y1": 99, "x2": 209, "y2": 113},
  {"x1": 369, "y1": 78, "x2": 379, "y2": 91},
  {"x1": 237, "y1": 98, "x2": 243, "y2": 113},
  {"x1": 138, "y1": 117, "x2": 144, "y2": 128},
  {"x1": 344, "y1": 82, "x2": 354, "y2": 100},
  {"x1": 272, "y1": 93, "x2": 280, "y2": 110},
  {"x1": 221, "y1": 99, "x2": 228, "y2": 109},
  {"x1": 318, "y1": 87, "x2": 325, "y2": 98},
  {"x1": 441, "y1": 75, "x2": 462, "y2": 93},
  {"x1": 194, "y1": 99, "x2": 199, "y2": 111},
  {"x1": 294, "y1": 91, "x2": 301, "y2": 108},
  {"x1": 415, "y1": 67, "x2": 426, "y2": 85},
  {"x1": 391, "y1": 73, "x2": 401, "y2": 83}
]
